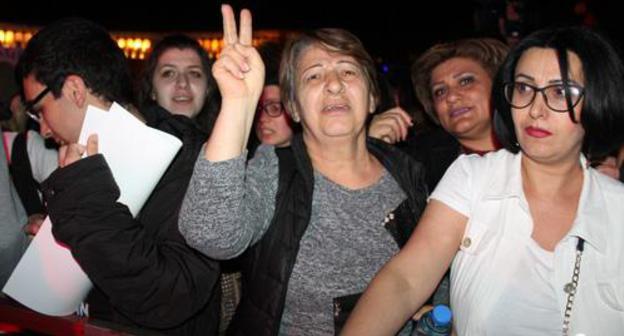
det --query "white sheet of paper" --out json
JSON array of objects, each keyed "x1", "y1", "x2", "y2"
[{"x1": 3, "y1": 103, "x2": 182, "y2": 316}]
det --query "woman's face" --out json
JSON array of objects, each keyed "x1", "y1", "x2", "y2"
[
  {"x1": 511, "y1": 47, "x2": 585, "y2": 165},
  {"x1": 294, "y1": 44, "x2": 375, "y2": 145},
  {"x1": 255, "y1": 85, "x2": 293, "y2": 147},
  {"x1": 431, "y1": 57, "x2": 493, "y2": 142},
  {"x1": 152, "y1": 48, "x2": 208, "y2": 118}
]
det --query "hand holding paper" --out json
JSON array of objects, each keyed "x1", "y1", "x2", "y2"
[
  {"x1": 58, "y1": 134, "x2": 99, "y2": 168},
  {"x1": 3, "y1": 103, "x2": 182, "y2": 316}
]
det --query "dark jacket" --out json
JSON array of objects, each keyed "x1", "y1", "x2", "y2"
[
  {"x1": 8, "y1": 131, "x2": 46, "y2": 215},
  {"x1": 228, "y1": 134, "x2": 428, "y2": 336},
  {"x1": 399, "y1": 126, "x2": 461, "y2": 192},
  {"x1": 41, "y1": 105, "x2": 220, "y2": 335}
]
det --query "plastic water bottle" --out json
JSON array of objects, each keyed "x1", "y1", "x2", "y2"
[{"x1": 412, "y1": 304, "x2": 452, "y2": 336}]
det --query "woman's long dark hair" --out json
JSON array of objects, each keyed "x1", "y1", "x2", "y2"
[{"x1": 138, "y1": 34, "x2": 220, "y2": 134}]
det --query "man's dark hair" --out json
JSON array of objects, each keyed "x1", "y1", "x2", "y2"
[{"x1": 16, "y1": 17, "x2": 133, "y2": 106}]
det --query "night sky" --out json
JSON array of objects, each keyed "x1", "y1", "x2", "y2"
[{"x1": 1, "y1": 0, "x2": 621, "y2": 65}]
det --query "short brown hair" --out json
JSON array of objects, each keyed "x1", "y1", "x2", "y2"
[
  {"x1": 279, "y1": 29, "x2": 379, "y2": 120},
  {"x1": 411, "y1": 38, "x2": 509, "y2": 124}
]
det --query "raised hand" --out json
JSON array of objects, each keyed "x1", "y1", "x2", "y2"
[
  {"x1": 212, "y1": 4, "x2": 265, "y2": 106},
  {"x1": 368, "y1": 107, "x2": 413, "y2": 144},
  {"x1": 204, "y1": 4, "x2": 265, "y2": 161}
]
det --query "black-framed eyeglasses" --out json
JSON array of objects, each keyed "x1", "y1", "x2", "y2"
[
  {"x1": 23, "y1": 87, "x2": 51, "y2": 123},
  {"x1": 258, "y1": 100, "x2": 284, "y2": 117},
  {"x1": 503, "y1": 82, "x2": 584, "y2": 113}
]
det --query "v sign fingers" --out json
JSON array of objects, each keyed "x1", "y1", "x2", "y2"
[
  {"x1": 214, "y1": 3, "x2": 264, "y2": 102},
  {"x1": 204, "y1": 4, "x2": 265, "y2": 162},
  {"x1": 222, "y1": 5, "x2": 252, "y2": 46},
  {"x1": 239, "y1": 9, "x2": 253, "y2": 46},
  {"x1": 222, "y1": 4, "x2": 238, "y2": 46}
]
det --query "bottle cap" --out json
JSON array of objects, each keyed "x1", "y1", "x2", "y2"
[{"x1": 431, "y1": 305, "x2": 452, "y2": 326}]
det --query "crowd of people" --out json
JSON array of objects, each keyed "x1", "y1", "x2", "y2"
[{"x1": 1, "y1": 3, "x2": 623, "y2": 335}]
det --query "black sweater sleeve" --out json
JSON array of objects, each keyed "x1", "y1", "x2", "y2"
[{"x1": 41, "y1": 154, "x2": 220, "y2": 329}]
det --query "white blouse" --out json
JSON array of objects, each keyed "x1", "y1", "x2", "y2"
[{"x1": 431, "y1": 150, "x2": 624, "y2": 336}]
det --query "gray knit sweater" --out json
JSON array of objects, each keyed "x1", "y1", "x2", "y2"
[{"x1": 179, "y1": 145, "x2": 409, "y2": 335}]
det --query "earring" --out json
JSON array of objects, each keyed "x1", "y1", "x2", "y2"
[
  {"x1": 151, "y1": 92, "x2": 156, "y2": 100},
  {"x1": 291, "y1": 112, "x2": 300, "y2": 123}
]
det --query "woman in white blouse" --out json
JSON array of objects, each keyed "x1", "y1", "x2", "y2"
[{"x1": 342, "y1": 26, "x2": 624, "y2": 336}]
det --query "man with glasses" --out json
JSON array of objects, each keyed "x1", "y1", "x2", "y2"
[
  {"x1": 2, "y1": 92, "x2": 58, "y2": 237},
  {"x1": 16, "y1": 18, "x2": 220, "y2": 334},
  {"x1": 22, "y1": 87, "x2": 50, "y2": 123}
]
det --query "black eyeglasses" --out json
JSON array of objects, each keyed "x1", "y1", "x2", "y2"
[
  {"x1": 258, "y1": 100, "x2": 285, "y2": 117},
  {"x1": 504, "y1": 82, "x2": 584, "y2": 113},
  {"x1": 23, "y1": 87, "x2": 51, "y2": 123}
]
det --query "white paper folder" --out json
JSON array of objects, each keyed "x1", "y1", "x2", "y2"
[{"x1": 3, "y1": 103, "x2": 182, "y2": 316}]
